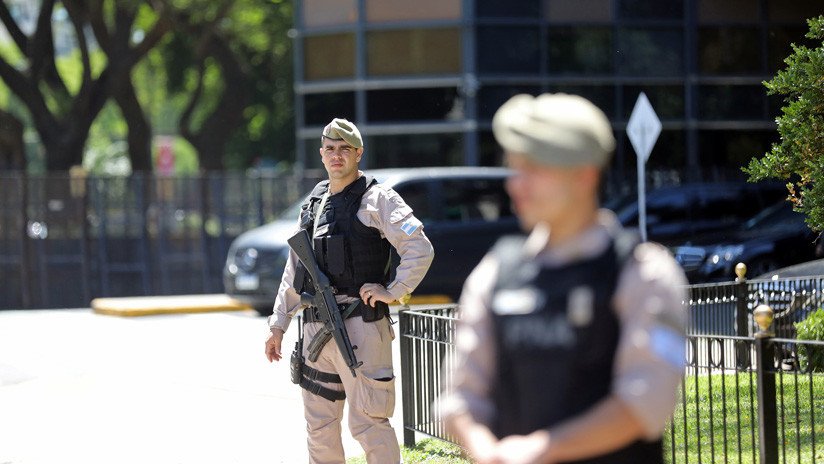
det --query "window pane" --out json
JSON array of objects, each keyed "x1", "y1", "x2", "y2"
[
  {"x1": 698, "y1": 85, "x2": 765, "y2": 120},
  {"x1": 366, "y1": 0, "x2": 461, "y2": 22},
  {"x1": 477, "y1": 85, "x2": 541, "y2": 121},
  {"x1": 478, "y1": 130, "x2": 503, "y2": 166},
  {"x1": 698, "y1": 27, "x2": 761, "y2": 74},
  {"x1": 698, "y1": 130, "x2": 778, "y2": 172},
  {"x1": 304, "y1": 92, "x2": 356, "y2": 126},
  {"x1": 617, "y1": 28, "x2": 684, "y2": 76},
  {"x1": 622, "y1": 86, "x2": 684, "y2": 121},
  {"x1": 304, "y1": 33, "x2": 355, "y2": 80},
  {"x1": 619, "y1": 0, "x2": 684, "y2": 19},
  {"x1": 477, "y1": 26, "x2": 540, "y2": 74},
  {"x1": 476, "y1": 0, "x2": 540, "y2": 17},
  {"x1": 441, "y1": 178, "x2": 513, "y2": 223},
  {"x1": 367, "y1": 29, "x2": 461, "y2": 76},
  {"x1": 303, "y1": 0, "x2": 357, "y2": 28},
  {"x1": 767, "y1": 0, "x2": 823, "y2": 22},
  {"x1": 768, "y1": 26, "x2": 812, "y2": 73},
  {"x1": 545, "y1": 0, "x2": 612, "y2": 22},
  {"x1": 548, "y1": 27, "x2": 613, "y2": 75},
  {"x1": 620, "y1": 130, "x2": 686, "y2": 172},
  {"x1": 366, "y1": 133, "x2": 464, "y2": 167},
  {"x1": 366, "y1": 88, "x2": 461, "y2": 122},
  {"x1": 548, "y1": 84, "x2": 615, "y2": 120},
  {"x1": 698, "y1": 0, "x2": 759, "y2": 22}
]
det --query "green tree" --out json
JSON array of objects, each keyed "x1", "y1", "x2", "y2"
[
  {"x1": 745, "y1": 16, "x2": 824, "y2": 231},
  {"x1": 0, "y1": 0, "x2": 170, "y2": 171},
  {"x1": 157, "y1": 0, "x2": 293, "y2": 170}
]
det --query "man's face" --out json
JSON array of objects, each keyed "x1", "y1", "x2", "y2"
[
  {"x1": 505, "y1": 152, "x2": 596, "y2": 230},
  {"x1": 320, "y1": 138, "x2": 362, "y2": 180}
]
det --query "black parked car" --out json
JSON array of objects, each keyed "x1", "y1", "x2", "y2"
[
  {"x1": 673, "y1": 201, "x2": 821, "y2": 283},
  {"x1": 611, "y1": 182, "x2": 786, "y2": 246},
  {"x1": 223, "y1": 167, "x2": 520, "y2": 315}
]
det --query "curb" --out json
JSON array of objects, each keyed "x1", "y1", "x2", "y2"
[{"x1": 91, "y1": 294, "x2": 252, "y2": 317}]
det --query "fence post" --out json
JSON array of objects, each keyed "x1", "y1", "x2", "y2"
[
  {"x1": 399, "y1": 307, "x2": 416, "y2": 447},
  {"x1": 735, "y1": 263, "x2": 750, "y2": 368},
  {"x1": 753, "y1": 304, "x2": 778, "y2": 464}
]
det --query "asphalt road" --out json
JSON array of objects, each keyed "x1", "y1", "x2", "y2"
[{"x1": 0, "y1": 308, "x2": 405, "y2": 464}]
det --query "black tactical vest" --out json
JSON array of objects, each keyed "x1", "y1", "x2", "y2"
[
  {"x1": 293, "y1": 175, "x2": 391, "y2": 298},
  {"x1": 488, "y1": 233, "x2": 663, "y2": 464}
]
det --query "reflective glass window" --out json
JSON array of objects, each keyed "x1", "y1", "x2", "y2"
[
  {"x1": 698, "y1": 85, "x2": 765, "y2": 120},
  {"x1": 619, "y1": 0, "x2": 684, "y2": 19},
  {"x1": 768, "y1": 26, "x2": 811, "y2": 73},
  {"x1": 477, "y1": 85, "x2": 541, "y2": 121},
  {"x1": 617, "y1": 28, "x2": 683, "y2": 76},
  {"x1": 476, "y1": 0, "x2": 540, "y2": 17},
  {"x1": 304, "y1": 92, "x2": 356, "y2": 126},
  {"x1": 548, "y1": 84, "x2": 615, "y2": 120},
  {"x1": 367, "y1": 29, "x2": 461, "y2": 76},
  {"x1": 477, "y1": 26, "x2": 540, "y2": 74},
  {"x1": 698, "y1": 27, "x2": 761, "y2": 74},
  {"x1": 621, "y1": 86, "x2": 684, "y2": 121},
  {"x1": 478, "y1": 130, "x2": 503, "y2": 167},
  {"x1": 303, "y1": 0, "x2": 357, "y2": 28},
  {"x1": 366, "y1": 133, "x2": 464, "y2": 167},
  {"x1": 441, "y1": 178, "x2": 513, "y2": 223},
  {"x1": 619, "y1": 130, "x2": 685, "y2": 172},
  {"x1": 366, "y1": 0, "x2": 460, "y2": 22},
  {"x1": 698, "y1": 130, "x2": 778, "y2": 170},
  {"x1": 304, "y1": 33, "x2": 355, "y2": 80},
  {"x1": 698, "y1": 0, "x2": 759, "y2": 22},
  {"x1": 545, "y1": 0, "x2": 612, "y2": 22},
  {"x1": 548, "y1": 27, "x2": 613, "y2": 75},
  {"x1": 366, "y1": 88, "x2": 461, "y2": 122},
  {"x1": 767, "y1": 0, "x2": 823, "y2": 22}
]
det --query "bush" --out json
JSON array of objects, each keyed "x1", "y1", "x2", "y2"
[{"x1": 794, "y1": 307, "x2": 824, "y2": 372}]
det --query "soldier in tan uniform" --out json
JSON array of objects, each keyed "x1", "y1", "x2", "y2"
[
  {"x1": 440, "y1": 94, "x2": 687, "y2": 464},
  {"x1": 265, "y1": 118, "x2": 434, "y2": 464}
]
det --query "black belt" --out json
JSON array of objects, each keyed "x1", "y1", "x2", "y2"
[{"x1": 304, "y1": 301, "x2": 364, "y2": 323}]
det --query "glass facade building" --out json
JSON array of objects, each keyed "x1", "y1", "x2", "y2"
[{"x1": 293, "y1": 0, "x2": 821, "y2": 185}]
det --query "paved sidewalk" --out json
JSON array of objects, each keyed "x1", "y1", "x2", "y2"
[{"x1": 0, "y1": 308, "x2": 406, "y2": 464}]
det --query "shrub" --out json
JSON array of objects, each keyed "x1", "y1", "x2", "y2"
[{"x1": 794, "y1": 307, "x2": 824, "y2": 372}]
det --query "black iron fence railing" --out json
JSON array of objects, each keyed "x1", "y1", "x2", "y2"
[
  {"x1": 399, "y1": 278, "x2": 824, "y2": 463},
  {"x1": 0, "y1": 171, "x2": 322, "y2": 309}
]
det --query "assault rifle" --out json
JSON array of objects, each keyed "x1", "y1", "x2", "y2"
[{"x1": 287, "y1": 229, "x2": 362, "y2": 377}]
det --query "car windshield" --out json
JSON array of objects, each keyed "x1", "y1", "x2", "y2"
[{"x1": 741, "y1": 201, "x2": 804, "y2": 232}]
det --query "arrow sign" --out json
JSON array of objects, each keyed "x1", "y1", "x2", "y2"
[{"x1": 626, "y1": 93, "x2": 662, "y2": 242}]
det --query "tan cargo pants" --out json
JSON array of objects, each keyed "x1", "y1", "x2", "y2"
[{"x1": 301, "y1": 315, "x2": 400, "y2": 464}]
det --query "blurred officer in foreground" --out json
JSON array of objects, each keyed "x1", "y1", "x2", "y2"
[
  {"x1": 440, "y1": 94, "x2": 687, "y2": 464},
  {"x1": 265, "y1": 118, "x2": 434, "y2": 463}
]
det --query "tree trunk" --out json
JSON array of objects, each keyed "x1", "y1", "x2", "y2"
[
  {"x1": 0, "y1": 110, "x2": 25, "y2": 170},
  {"x1": 113, "y1": 77, "x2": 152, "y2": 172}
]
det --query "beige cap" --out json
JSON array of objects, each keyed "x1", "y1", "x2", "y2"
[
  {"x1": 492, "y1": 93, "x2": 615, "y2": 168},
  {"x1": 322, "y1": 118, "x2": 363, "y2": 148}
]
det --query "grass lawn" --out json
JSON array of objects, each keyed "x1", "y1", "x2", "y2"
[
  {"x1": 347, "y1": 373, "x2": 824, "y2": 463},
  {"x1": 665, "y1": 372, "x2": 824, "y2": 463}
]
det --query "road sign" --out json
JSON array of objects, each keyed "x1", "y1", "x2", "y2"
[
  {"x1": 627, "y1": 93, "x2": 662, "y2": 242},
  {"x1": 627, "y1": 92, "x2": 662, "y2": 162}
]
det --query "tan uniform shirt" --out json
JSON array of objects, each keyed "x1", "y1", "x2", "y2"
[
  {"x1": 440, "y1": 210, "x2": 688, "y2": 439},
  {"x1": 269, "y1": 174, "x2": 434, "y2": 332}
]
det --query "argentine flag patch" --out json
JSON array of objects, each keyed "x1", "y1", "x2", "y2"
[{"x1": 400, "y1": 218, "x2": 420, "y2": 236}]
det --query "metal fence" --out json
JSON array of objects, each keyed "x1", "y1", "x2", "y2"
[
  {"x1": 0, "y1": 171, "x2": 321, "y2": 309},
  {"x1": 399, "y1": 277, "x2": 824, "y2": 463}
]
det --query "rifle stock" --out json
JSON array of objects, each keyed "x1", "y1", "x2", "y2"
[{"x1": 288, "y1": 229, "x2": 362, "y2": 377}]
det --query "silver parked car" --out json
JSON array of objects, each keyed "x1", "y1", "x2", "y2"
[{"x1": 223, "y1": 167, "x2": 520, "y2": 315}]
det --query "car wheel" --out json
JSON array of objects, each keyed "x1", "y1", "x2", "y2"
[
  {"x1": 255, "y1": 305, "x2": 273, "y2": 317},
  {"x1": 748, "y1": 258, "x2": 779, "y2": 278}
]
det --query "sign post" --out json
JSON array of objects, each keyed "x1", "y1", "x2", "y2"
[{"x1": 626, "y1": 92, "x2": 662, "y2": 242}]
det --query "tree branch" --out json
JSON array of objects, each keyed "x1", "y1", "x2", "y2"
[
  {"x1": 28, "y1": 0, "x2": 57, "y2": 81},
  {"x1": 0, "y1": 2, "x2": 28, "y2": 52}
]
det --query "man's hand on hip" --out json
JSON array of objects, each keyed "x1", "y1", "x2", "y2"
[
  {"x1": 359, "y1": 283, "x2": 393, "y2": 307},
  {"x1": 265, "y1": 328, "x2": 285, "y2": 362}
]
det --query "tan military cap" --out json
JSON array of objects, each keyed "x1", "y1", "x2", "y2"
[
  {"x1": 322, "y1": 118, "x2": 363, "y2": 149},
  {"x1": 492, "y1": 93, "x2": 615, "y2": 168}
]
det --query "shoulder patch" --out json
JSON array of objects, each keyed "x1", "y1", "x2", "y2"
[{"x1": 399, "y1": 217, "x2": 421, "y2": 236}]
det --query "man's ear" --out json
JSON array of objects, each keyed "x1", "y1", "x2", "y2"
[{"x1": 356, "y1": 148, "x2": 364, "y2": 163}]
